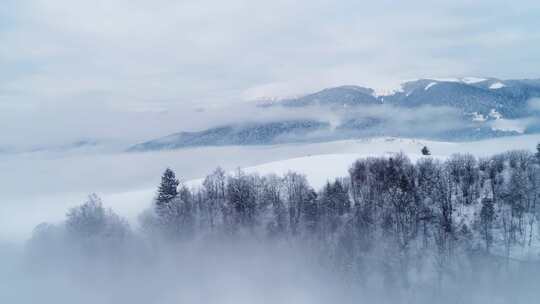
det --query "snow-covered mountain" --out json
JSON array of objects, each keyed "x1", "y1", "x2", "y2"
[
  {"x1": 279, "y1": 85, "x2": 381, "y2": 107},
  {"x1": 382, "y1": 78, "x2": 540, "y2": 118},
  {"x1": 130, "y1": 77, "x2": 540, "y2": 151}
]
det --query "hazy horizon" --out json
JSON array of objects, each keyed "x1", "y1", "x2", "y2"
[
  {"x1": 2, "y1": 1, "x2": 540, "y2": 148},
  {"x1": 2, "y1": 2, "x2": 540, "y2": 303}
]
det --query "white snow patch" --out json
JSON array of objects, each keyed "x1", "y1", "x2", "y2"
[
  {"x1": 489, "y1": 109, "x2": 503, "y2": 120},
  {"x1": 491, "y1": 119, "x2": 526, "y2": 134},
  {"x1": 471, "y1": 112, "x2": 487, "y2": 122},
  {"x1": 187, "y1": 152, "x2": 442, "y2": 190},
  {"x1": 432, "y1": 77, "x2": 461, "y2": 83},
  {"x1": 428, "y1": 77, "x2": 486, "y2": 84},
  {"x1": 425, "y1": 82, "x2": 438, "y2": 91},
  {"x1": 242, "y1": 152, "x2": 442, "y2": 187},
  {"x1": 372, "y1": 84, "x2": 404, "y2": 97},
  {"x1": 461, "y1": 77, "x2": 487, "y2": 84},
  {"x1": 489, "y1": 82, "x2": 506, "y2": 89}
]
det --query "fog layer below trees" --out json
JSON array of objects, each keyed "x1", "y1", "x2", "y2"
[{"x1": 3, "y1": 147, "x2": 540, "y2": 303}]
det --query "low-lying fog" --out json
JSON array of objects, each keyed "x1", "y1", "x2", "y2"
[
  {"x1": 1, "y1": 239, "x2": 353, "y2": 304},
  {"x1": 2, "y1": 137, "x2": 540, "y2": 304},
  {"x1": 3, "y1": 237, "x2": 539, "y2": 304}
]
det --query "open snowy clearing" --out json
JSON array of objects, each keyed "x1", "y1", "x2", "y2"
[
  {"x1": 2, "y1": 135, "x2": 540, "y2": 242},
  {"x1": 186, "y1": 152, "x2": 444, "y2": 189}
]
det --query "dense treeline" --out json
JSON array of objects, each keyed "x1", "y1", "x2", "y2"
[{"x1": 27, "y1": 149, "x2": 540, "y2": 301}]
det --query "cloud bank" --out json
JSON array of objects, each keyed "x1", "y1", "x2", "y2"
[{"x1": 1, "y1": 0, "x2": 540, "y2": 147}]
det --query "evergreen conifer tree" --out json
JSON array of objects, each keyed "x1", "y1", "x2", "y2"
[{"x1": 155, "y1": 168, "x2": 180, "y2": 219}]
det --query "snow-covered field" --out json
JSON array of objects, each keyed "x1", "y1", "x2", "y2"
[
  {"x1": 2, "y1": 135, "x2": 540, "y2": 242},
  {"x1": 186, "y1": 152, "x2": 443, "y2": 189}
]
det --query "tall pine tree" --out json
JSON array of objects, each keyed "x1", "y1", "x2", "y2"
[
  {"x1": 155, "y1": 168, "x2": 179, "y2": 219},
  {"x1": 536, "y1": 142, "x2": 540, "y2": 163}
]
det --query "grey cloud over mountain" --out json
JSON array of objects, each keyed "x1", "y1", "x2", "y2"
[{"x1": 2, "y1": 1, "x2": 540, "y2": 148}]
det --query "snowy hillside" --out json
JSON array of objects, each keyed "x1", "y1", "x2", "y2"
[{"x1": 4, "y1": 135, "x2": 540, "y2": 242}]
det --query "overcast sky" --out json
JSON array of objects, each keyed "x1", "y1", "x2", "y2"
[{"x1": 1, "y1": 0, "x2": 540, "y2": 148}]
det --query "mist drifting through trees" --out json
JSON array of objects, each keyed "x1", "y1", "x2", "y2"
[{"x1": 4, "y1": 150, "x2": 540, "y2": 303}]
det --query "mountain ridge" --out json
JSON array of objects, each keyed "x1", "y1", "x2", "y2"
[{"x1": 129, "y1": 77, "x2": 540, "y2": 152}]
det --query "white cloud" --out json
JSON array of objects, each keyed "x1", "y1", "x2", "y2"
[{"x1": 1, "y1": 0, "x2": 540, "y2": 147}]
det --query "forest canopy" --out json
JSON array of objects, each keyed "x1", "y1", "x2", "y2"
[{"x1": 22, "y1": 150, "x2": 540, "y2": 304}]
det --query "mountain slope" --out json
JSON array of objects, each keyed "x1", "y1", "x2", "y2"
[
  {"x1": 383, "y1": 78, "x2": 540, "y2": 118},
  {"x1": 129, "y1": 77, "x2": 540, "y2": 151},
  {"x1": 280, "y1": 85, "x2": 381, "y2": 107},
  {"x1": 129, "y1": 120, "x2": 330, "y2": 151}
]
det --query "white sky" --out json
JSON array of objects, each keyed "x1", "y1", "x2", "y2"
[{"x1": 1, "y1": 0, "x2": 540, "y2": 147}]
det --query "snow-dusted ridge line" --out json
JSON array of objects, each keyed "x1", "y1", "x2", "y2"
[
  {"x1": 371, "y1": 76, "x2": 492, "y2": 97},
  {"x1": 425, "y1": 82, "x2": 438, "y2": 90},
  {"x1": 490, "y1": 82, "x2": 506, "y2": 89},
  {"x1": 461, "y1": 77, "x2": 487, "y2": 84}
]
